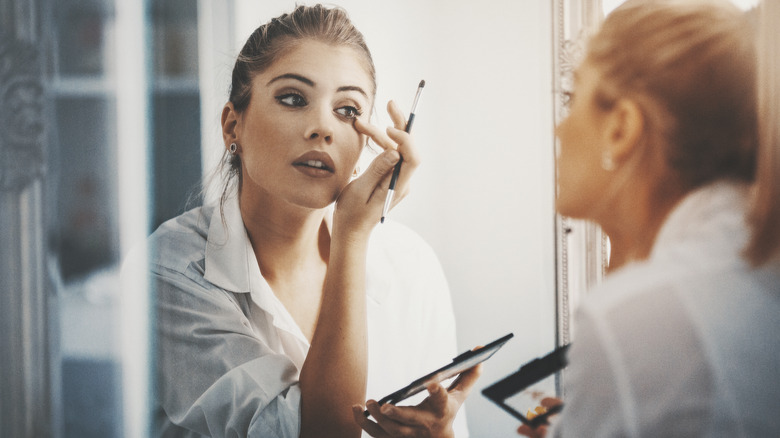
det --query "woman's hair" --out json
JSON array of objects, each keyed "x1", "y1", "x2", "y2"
[
  {"x1": 587, "y1": 0, "x2": 757, "y2": 190},
  {"x1": 211, "y1": 4, "x2": 376, "y2": 212},
  {"x1": 746, "y1": 0, "x2": 780, "y2": 265},
  {"x1": 589, "y1": 0, "x2": 779, "y2": 265}
]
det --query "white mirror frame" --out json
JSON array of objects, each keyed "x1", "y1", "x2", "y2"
[{"x1": 552, "y1": 0, "x2": 609, "y2": 395}]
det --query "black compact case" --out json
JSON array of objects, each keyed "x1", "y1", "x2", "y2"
[{"x1": 482, "y1": 343, "x2": 571, "y2": 428}]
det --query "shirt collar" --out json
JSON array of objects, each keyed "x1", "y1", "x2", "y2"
[
  {"x1": 204, "y1": 195, "x2": 253, "y2": 293},
  {"x1": 203, "y1": 194, "x2": 387, "y2": 307},
  {"x1": 203, "y1": 196, "x2": 304, "y2": 338},
  {"x1": 650, "y1": 180, "x2": 749, "y2": 261}
]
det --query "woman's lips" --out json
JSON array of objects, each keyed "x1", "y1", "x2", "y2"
[{"x1": 293, "y1": 151, "x2": 335, "y2": 177}]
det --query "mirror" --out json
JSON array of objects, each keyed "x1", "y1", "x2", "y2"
[
  {"x1": 203, "y1": 2, "x2": 558, "y2": 434},
  {"x1": 551, "y1": 0, "x2": 761, "y2": 398},
  {"x1": 2, "y1": 0, "x2": 587, "y2": 436},
  {"x1": 3, "y1": 0, "x2": 762, "y2": 436}
]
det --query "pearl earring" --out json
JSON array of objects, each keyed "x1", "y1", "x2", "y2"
[{"x1": 601, "y1": 151, "x2": 616, "y2": 171}]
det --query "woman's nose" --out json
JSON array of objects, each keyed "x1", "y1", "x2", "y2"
[{"x1": 304, "y1": 106, "x2": 334, "y2": 143}]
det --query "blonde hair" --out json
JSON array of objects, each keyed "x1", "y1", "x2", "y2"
[
  {"x1": 589, "y1": 0, "x2": 780, "y2": 265},
  {"x1": 587, "y1": 0, "x2": 757, "y2": 190},
  {"x1": 746, "y1": 0, "x2": 780, "y2": 265}
]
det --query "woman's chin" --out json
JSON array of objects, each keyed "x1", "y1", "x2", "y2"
[{"x1": 555, "y1": 197, "x2": 583, "y2": 219}]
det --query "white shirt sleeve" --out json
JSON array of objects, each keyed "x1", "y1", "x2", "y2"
[{"x1": 153, "y1": 264, "x2": 301, "y2": 438}]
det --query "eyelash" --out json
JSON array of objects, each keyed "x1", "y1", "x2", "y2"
[
  {"x1": 336, "y1": 105, "x2": 362, "y2": 119},
  {"x1": 275, "y1": 93, "x2": 362, "y2": 119},
  {"x1": 276, "y1": 93, "x2": 307, "y2": 107}
]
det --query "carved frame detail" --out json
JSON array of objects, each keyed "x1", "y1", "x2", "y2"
[
  {"x1": 552, "y1": 0, "x2": 609, "y2": 395},
  {"x1": 0, "y1": 33, "x2": 45, "y2": 191}
]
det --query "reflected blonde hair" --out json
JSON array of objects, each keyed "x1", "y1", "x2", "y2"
[
  {"x1": 587, "y1": 0, "x2": 757, "y2": 190},
  {"x1": 746, "y1": 0, "x2": 780, "y2": 265},
  {"x1": 588, "y1": 0, "x2": 780, "y2": 265}
]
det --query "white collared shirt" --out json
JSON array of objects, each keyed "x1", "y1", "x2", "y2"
[
  {"x1": 551, "y1": 181, "x2": 780, "y2": 437},
  {"x1": 145, "y1": 195, "x2": 468, "y2": 437}
]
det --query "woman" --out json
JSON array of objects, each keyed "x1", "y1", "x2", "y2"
[
  {"x1": 147, "y1": 5, "x2": 476, "y2": 437},
  {"x1": 520, "y1": 0, "x2": 780, "y2": 436}
]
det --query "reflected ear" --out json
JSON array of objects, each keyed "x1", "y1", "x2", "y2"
[
  {"x1": 221, "y1": 102, "x2": 239, "y2": 147},
  {"x1": 603, "y1": 98, "x2": 644, "y2": 164}
]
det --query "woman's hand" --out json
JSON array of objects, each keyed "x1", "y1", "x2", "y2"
[
  {"x1": 516, "y1": 397, "x2": 563, "y2": 438},
  {"x1": 334, "y1": 100, "x2": 420, "y2": 236},
  {"x1": 352, "y1": 364, "x2": 482, "y2": 438}
]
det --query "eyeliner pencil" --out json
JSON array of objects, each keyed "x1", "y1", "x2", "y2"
[{"x1": 381, "y1": 79, "x2": 425, "y2": 223}]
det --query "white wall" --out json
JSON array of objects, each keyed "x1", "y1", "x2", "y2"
[{"x1": 203, "y1": 1, "x2": 556, "y2": 436}]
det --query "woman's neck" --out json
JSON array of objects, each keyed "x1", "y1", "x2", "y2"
[
  {"x1": 238, "y1": 189, "x2": 330, "y2": 282},
  {"x1": 600, "y1": 180, "x2": 686, "y2": 273}
]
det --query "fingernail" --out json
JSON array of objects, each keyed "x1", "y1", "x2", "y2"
[{"x1": 380, "y1": 404, "x2": 392, "y2": 415}]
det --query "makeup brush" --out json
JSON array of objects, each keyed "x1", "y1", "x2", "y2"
[{"x1": 381, "y1": 79, "x2": 425, "y2": 224}]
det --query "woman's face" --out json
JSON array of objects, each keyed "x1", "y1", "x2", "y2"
[
  {"x1": 554, "y1": 61, "x2": 613, "y2": 219},
  {"x1": 234, "y1": 39, "x2": 373, "y2": 209}
]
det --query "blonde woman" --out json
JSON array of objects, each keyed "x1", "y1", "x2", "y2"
[{"x1": 520, "y1": 0, "x2": 780, "y2": 436}]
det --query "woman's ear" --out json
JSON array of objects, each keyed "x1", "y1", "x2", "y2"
[
  {"x1": 221, "y1": 102, "x2": 239, "y2": 147},
  {"x1": 603, "y1": 98, "x2": 644, "y2": 164}
]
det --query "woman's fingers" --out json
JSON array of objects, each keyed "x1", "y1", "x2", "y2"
[
  {"x1": 352, "y1": 405, "x2": 388, "y2": 438},
  {"x1": 517, "y1": 424, "x2": 549, "y2": 438},
  {"x1": 351, "y1": 149, "x2": 400, "y2": 205},
  {"x1": 349, "y1": 99, "x2": 422, "y2": 216},
  {"x1": 447, "y1": 364, "x2": 483, "y2": 403},
  {"x1": 540, "y1": 397, "x2": 563, "y2": 409},
  {"x1": 365, "y1": 400, "x2": 417, "y2": 437},
  {"x1": 387, "y1": 100, "x2": 408, "y2": 130},
  {"x1": 375, "y1": 403, "x2": 428, "y2": 428},
  {"x1": 376, "y1": 383, "x2": 447, "y2": 429},
  {"x1": 424, "y1": 383, "x2": 449, "y2": 417},
  {"x1": 333, "y1": 147, "x2": 400, "y2": 233},
  {"x1": 516, "y1": 397, "x2": 561, "y2": 437},
  {"x1": 355, "y1": 381, "x2": 471, "y2": 437},
  {"x1": 382, "y1": 128, "x2": 418, "y2": 208},
  {"x1": 354, "y1": 117, "x2": 397, "y2": 151}
]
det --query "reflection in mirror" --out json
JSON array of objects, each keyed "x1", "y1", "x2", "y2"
[
  {"x1": 213, "y1": 2, "x2": 557, "y2": 436},
  {"x1": 4, "y1": 0, "x2": 557, "y2": 436},
  {"x1": 552, "y1": 0, "x2": 764, "y2": 402}
]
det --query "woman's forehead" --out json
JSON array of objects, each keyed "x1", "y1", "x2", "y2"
[{"x1": 260, "y1": 39, "x2": 375, "y2": 94}]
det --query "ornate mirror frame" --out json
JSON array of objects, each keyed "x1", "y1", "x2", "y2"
[{"x1": 552, "y1": 0, "x2": 610, "y2": 393}]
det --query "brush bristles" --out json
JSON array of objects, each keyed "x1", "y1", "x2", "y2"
[{"x1": 419, "y1": 79, "x2": 425, "y2": 88}]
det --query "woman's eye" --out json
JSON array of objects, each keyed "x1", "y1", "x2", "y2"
[
  {"x1": 335, "y1": 106, "x2": 362, "y2": 119},
  {"x1": 277, "y1": 93, "x2": 307, "y2": 107}
]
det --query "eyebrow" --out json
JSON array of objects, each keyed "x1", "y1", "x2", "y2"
[
  {"x1": 268, "y1": 73, "x2": 314, "y2": 87},
  {"x1": 336, "y1": 85, "x2": 368, "y2": 99},
  {"x1": 267, "y1": 73, "x2": 368, "y2": 99}
]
